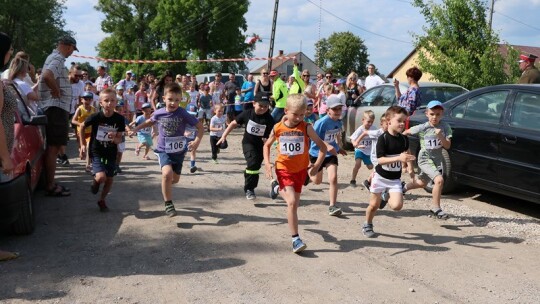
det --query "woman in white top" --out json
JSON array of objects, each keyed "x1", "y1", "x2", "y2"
[{"x1": 8, "y1": 52, "x2": 39, "y2": 111}]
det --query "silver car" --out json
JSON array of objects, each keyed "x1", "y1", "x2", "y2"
[{"x1": 343, "y1": 82, "x2": 468, "y2": 148}]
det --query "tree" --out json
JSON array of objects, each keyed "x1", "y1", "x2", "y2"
[
  {"x1": 412, "y1": 0, "x2": 521, "y2": 89},
  {"x1": 74, "y1": 62, "x2": 98, "y2": 79},
  {"x1": 0, "y1": 0, "x2": 70, "y2": 67},
  {"x1": 314, "y1": 31, "x2": 369, "y2": 76}
]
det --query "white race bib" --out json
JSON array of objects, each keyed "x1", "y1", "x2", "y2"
[
  {"x1": 424, "y1": 135, "x2": 442, "y2": 150},
  {"x1": 323, "y1": 129, "x2": 340, "y2": 143},
  {"x1": 279, "y1": 136, "x2": 304, "y2": 156},
  {"x1": 381, "y1": 154, "x2": 402, "y2": 172},
  {"x1": 360, "y1": 139, "x2": 372, "y2": 149},
  {"x1": 164, "y1": 136, "x2": 187, "y2": 153},
  {"x1": 96, "y1": 125, "x2": 116, "y2": 142},
  {"x1": 246, "y1": 120, "x2": 266, "y2": 137}
]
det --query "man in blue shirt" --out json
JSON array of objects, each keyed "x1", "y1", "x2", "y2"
[{"x1": 241, "y1": 74, "x2": 255, "y2": 110}]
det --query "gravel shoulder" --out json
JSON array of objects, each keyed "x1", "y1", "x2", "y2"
[{"x1": 1, "y1": 130, "x2": 539, "y2": 304}]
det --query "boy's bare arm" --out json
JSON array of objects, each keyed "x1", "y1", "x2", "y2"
[
  {"x1": 129, "y1": 119, "x2": 154, "y2": 135},
  {"x1": 71, "y1": 108, "x2": 81, "y2": 126},
  {"x1": 216, "y1": 120, "x2": 238, "y2": 145},
  {"x1": 263, "y1": 131, "x2": 276, "y2": 179},
  {"x1": 307, "y1": 125, "x2": 327, "y2": 174}
]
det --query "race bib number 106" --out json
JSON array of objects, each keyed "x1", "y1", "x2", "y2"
[{"x1": 165, "y1": 136, "x2": 187, "y2": 153}]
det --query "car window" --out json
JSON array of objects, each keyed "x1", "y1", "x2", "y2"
[
  {"x1": 360, "y1": 87, "x2": 382, "y2": 106},
  {"x1": 509, "y1": 92, "x2": 540, "y2": 131},
  {"x1": 451, "y1": 90, "x2": 508, "y2": 123},
  {"x1": 379, "y1": 87, "x2": 396, "y2": 106},
  {"x1": 420, "y1": 87, "x2": 467, "y2": 105}
]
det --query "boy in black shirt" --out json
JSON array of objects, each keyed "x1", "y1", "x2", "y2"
[
  {"x1": 362, "y1": 106, "x2": 415, "y2": 238},
  {"x1": 79, "y1": 88, "x2": 126, "y2": 212},
  {"x1": 218, "y1": 92, "x2": 275, "y2": 200}
]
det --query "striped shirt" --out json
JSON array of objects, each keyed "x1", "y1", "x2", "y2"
[
  {"x1": 95, "y1": 73, "x2": 113, "y2": 92},
  {"x1": 38, "y1": 49, "x2": 71, "y2": 112}
]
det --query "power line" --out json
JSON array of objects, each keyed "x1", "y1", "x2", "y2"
[
  {"x1": 305, "y1": 0, "x2": 412, "y2": 44},
  {"x1": 495, "y1": 11, "x2": 540, "y2": 32}
]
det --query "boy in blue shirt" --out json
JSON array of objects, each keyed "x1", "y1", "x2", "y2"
[{"x1": 308, "y1": 95, "x2": 346, "y2": 216}]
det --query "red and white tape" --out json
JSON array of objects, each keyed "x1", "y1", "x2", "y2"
[{"x1": 72, "y1": 54, "x2": 296, "y2": 64}]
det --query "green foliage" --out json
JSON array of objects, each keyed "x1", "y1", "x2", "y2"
[
  {"x1": 0, "y1": 0, "x2": 70, "y2": 67},
  {"x1": 74, "y1": 62, "x2": 98, "y2": 79},
  {"x1": 412, "y1": 0, "x2": 521, "y2": 89},
  {"x1": 96, "y1": 0, "x2": 253, "y2": 81},
  {"x1": 314, "y1": 31, "x2": 369, "y2": 77}
]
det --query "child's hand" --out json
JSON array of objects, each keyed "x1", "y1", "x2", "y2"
[
  {"x1": 188, "y1": 138, "x2": 201, "y2": 152},
  {"x1": 264, "y1": 163, "x2": 273, "y2": 179},
  {"x1": 338, "y1": 149, "x2": 347, "y2": 156},
  {"x1": 79, "y1": 146, "x2": 86, "y2": 160},
  {"x1": 309, "y1": 165, "x2": 319, "y2": 177},
  {"x1": 399, "y1": 152, "x2": 415, "y2": 162}
]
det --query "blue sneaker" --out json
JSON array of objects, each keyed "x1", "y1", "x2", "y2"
[
  {"x1": 379, "y1": 191, "x2": 389, "y2": 209},
  {"x1": 292, "y1": 238, "x2": 307, "y2": 253},
  {"x1": 270, "y1": 180, "x2": 279, "y2": 199}
]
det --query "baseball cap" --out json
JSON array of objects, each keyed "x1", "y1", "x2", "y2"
[
  {"x1": 254, "y1": 92, "x2": 270, "y2": 104},
  {"x1": 426, "y1": 100, "x2": 443, "y2": 109},
  {"x1": 126, "y1": 70, "x2": 133, "y2": 74},
  {"x1": 116, "y1": 101, "x2": 124, "y2": 107},
  {"x1": 326, "y1": 95, "x2": 343, "y2": 109},
  {"x1": 176, "y1": 74, "x2": 182, "y2": 79},
  {"x1": 187, "y1": 104, "x2": 197, "y2": 116},
  {"x1": 269, "y1": 70, "x2": 278, "y2": 77},
  {"x1": 306, "y1": 99, "x2": 314, "y2": 106},
  {"x1": 518, "y1": 54, "x2": 538, "y2": 63},
  {"x1": 82, "y1": 91, "x2": 93, "y2": 99},
  {"x1": 336, "y1": 78, "x2": 346, "y2": 85},
  {"x1": 141, "y1": 103, "x2": 151, "y2": 109},
  {"x1": 58, "y1": 36, "x2": 78, "y2": 51},
  {"x1": 116, "y1": 85, "x2": 124, "y2": 90}
]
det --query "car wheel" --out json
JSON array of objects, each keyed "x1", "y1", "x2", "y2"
[
  {"x1": 11, "y1": 174, "x2": 35, "y2": 235},
  {"x1": 422, "y1": 149, "x2": 457, "y2": 195}
]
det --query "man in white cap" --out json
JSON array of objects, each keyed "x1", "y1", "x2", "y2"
[
  {"x1": 518, "y1": 54, "x2": 540, "y2": 84},
  {"x1": 117, "y1": 70, "x2": 136, "y2": 89}
]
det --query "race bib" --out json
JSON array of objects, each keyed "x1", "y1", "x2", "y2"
[
  {"x1": 323, "y1": 129, "x2": 340, "y2": 143},
  {"x1": 424, "y1": 135, "x2": 442, "y2": 150},
  {"x1": 381, "y1": 154, "x2": 402, "y2": 172},
  {"x1": 96, "y1": 125, "x2": 116, "y2": 142},
  {"x1": 360, "y1": 139, "x2": 372, "y2": 149},
  {"x1": 165, "y1": 136, "x2": 187, "y2": 153},
  {"x1": 279, "y1": 136, "x2": 304, "y2": 156},
  {"x1": 246, "y1": 120, "x2": 266, "y2": 137}
]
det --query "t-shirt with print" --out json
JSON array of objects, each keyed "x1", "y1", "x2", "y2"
[
  {"x1": 274, "y1": 121, "x2": 310, "y2": 173},
  {"x1": 210, "y1": 115, "x2": 226, "y2": 137},
  {"x1": 188, "y1": 90, "x2": 199, "y2": 105},
  {"x1": 407, "y1": 121, "x2": 452, "y2": 163},
  {"x1": 235, "y1": 108, "x2": 275, "y2": 146},
  {"x1": 375, "y1": 131, "x2": 409, "y2": 180},
  {"x1": 350, "y1": 124, "x2": 377, "y2": 156},
  {"x1": 85, "y1": 111, "x2": 126, "y2": 159},
  {"x1": 309, "y1": 115, "x2": 342, "y2": 158},
  {"x1": 366, "y1": 128, "x2": 384, "y2": 165},
  {"x1": 151, "y1": 107, "x2": 199, "y2": 154},
  {"x1": 135, "y1": 115, "x2": 152, "y2": 135},
  {"x1": 398, "y1": 86, "x2": 421, "y2": 115}
]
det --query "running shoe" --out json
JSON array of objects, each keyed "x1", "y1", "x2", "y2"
[
  {"x1": 116, "y1": 165, "x2": 122, "y2": 174},
  {"x1": 380, "y1": 191, "x2": 389, "y2": 209},
  {"x1": 97, "y1": 200, "x2": 109, "y2": 212},
  {"x1": 164, "y1": 201, "x2": 177, "y2": 217},
  {"x1": 328, "y1": 205, "x2": 342, "y2": 216},
  {"x1": 269, "y1": 180, "x2": 279, "y2": 199},
  {"x1": 362, "y1": 179, "x2": 371, "y2": 190},
  {"x1": 350, "y1": 179, "x2": 357, "y2": 187},
  {"x1": 190, "y1": 166, "x2": 198, "y2": 173},
  {"x1": 292, "y1": 238, "x2": 307, "y2": 253},
  {"x1": 246, "y1": 190, "x2": 256, "y2": 200},
  {"x1": 362, "y1": 223, "x2": 375, "y2": 238}
]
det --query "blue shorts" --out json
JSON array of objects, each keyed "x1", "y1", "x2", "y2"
[
  {"x1": 92, "y1": 155, "x2": 117, "y2": 177},
  {"x1": 354, "y1": 149, "x2": 373, "y2": 166},
  {"x1": 155, "y1": 152, "x2": 185, "y2": 175},
  {"x1": 137, "y1": 133, "x2": 153, "y2": 146}
]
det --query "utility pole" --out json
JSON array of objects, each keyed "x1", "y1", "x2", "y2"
[
  {"x1": 267, "y1": 0, "x2": 279, "y2": 71},
  {"x1": 488, "y1": 0, "x2": 495, "y2": 32}
]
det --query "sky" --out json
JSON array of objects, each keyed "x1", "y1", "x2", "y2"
[{"x1": 64, "y1": 0, "x2": 540, "y2": 76}]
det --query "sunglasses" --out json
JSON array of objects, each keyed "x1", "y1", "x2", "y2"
[
  {"x1": 75, "y1": 74, "x2": 83, "y2": 78},
  {"x1": 325, "y1": 76, "x2": 331, "y2": 78},
  {"x1": 262, "y1": 72, "x2": 268, "y2": 75},
  {"x1": 302, "y1": 74, "x2": 310, "y2": 77}
]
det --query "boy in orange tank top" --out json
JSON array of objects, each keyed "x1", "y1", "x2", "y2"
[{"x1": 263, "y1": 94, "x2": 328, "y2": 253}]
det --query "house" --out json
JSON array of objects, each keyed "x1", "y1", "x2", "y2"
[
  {"x1": 250, "y1": 51, "x2": 324, "y2": 81},
  {"x1": 387, "y1": 45, "x2": 540, "y2": 82}
]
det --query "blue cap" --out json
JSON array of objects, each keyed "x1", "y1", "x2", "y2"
[
  {"x1": 117, "y1": 101, "x2": 124, "y2": 107},
  {"x1": 426, "y1": 100, "x2": 443, "y2": 109},
  {"x1": 82, "y1": 91, "x2": 93, "y2": 99},
  {"x1": 187, "y1": 104, "x2": 197, "y2": 116}
]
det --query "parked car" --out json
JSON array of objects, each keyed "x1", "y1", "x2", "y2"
[
  {"x1": 343, "y1": 82, "x2": 468, "y2": 148},
  {"x1": 195, "y1": 73, "x2": 245, "y2": 87},
  {"x1": 407, "y1": 84, "x2": 540, "y2": 204},
  {"x1": 0, "y1": 86, "x2": 47, "y2": 235}
]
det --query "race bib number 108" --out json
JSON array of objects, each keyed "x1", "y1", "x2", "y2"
[{"x1": 279, "y1": 136, "x2": 304, "y2": 156}]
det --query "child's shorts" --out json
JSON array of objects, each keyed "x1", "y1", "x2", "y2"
[
  {"x1": 309, "y1": 155, "x2": 338, "y2": 172},
  {"x1": 276, "y1": 168, "x2": 308, "y2": 193},
  {"x1": 417, "y1": 157, "x2": 443, "y2": 182},
  {"x1": 370, "y1": 172, "x2": 403, "y2": 194},
  {"x1": 92, "y1": 155, "x2": 117, "y2": 177},
  {"x1": 354, "y1": 149, "x2": 373, "y2": 166},
  {"x1": 155, "y1": 152, "x2": 185, "y2": 175},
  {"x1": 137, "y1": 133, "x2": 153, "y2": 146},
  {"x1": 117, "y1": 142, "x2": 126, "y2": 153},
  {"x1": 198, "y1": 108, "x2": 212, "y2": 119}
]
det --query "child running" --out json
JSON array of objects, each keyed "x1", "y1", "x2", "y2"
[
  {"x1": 130, "y1": 102, "x2": 153, "y2": 160},
  {"x1": 308, "y1": 95, "x2": 345, "y2": 216},
  {"x1": 72, "y1": 91, "x2": 97, "y2": 172},
  {"x1": 264, "y1": 94, "x2": 327, "y2": 253},
  {"x1": 186, "y1": 103, "x2": 199, "y2": 173},
  {"x1": 349, "y1": 110, "x2": 376, "y2": 187},
  {"x1": 209, "y1": 104, "x2": 226, "y2": 164},
  {"x1": 79, "y1": 88, "x2": 126, "y2": 212},
  {"x1": 217, "y1": 92, "x2": 275, "y2": 200},
  {"x1": 402, "y1": 100, "x2": 452, "y2": 219},
  {"x1": 129, "y1": 83, "x2": 203, "y2": 217},
  {"x1": 362, "y1": 106, "x2": 415, "y2": 238}
]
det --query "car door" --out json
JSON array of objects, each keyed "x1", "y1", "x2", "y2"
[
  {"x1": 447, "y1": 90, "x2": 509, "y2": 186},
  {"x1": 497, "y1": 90, "x2": 540, "y2": 201}
]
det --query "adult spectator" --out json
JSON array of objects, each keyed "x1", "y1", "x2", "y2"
[
  {"x1": 1, "y1": 51, "x2": 35, "y2": 87},
  {"x1": 151, "y1": 70, "x2": 174, "y2": 109},
  {"x1": 81, "y1": 68, "x2": 93, "y2": 85},
  {"x1": 394, "y1": 66, "x2": 422, "y2": 115},
  {"x1": 8, "y1": 52, "x2": 39, "y2": 109},
  {"x1": 95, "y1": 65, "x2": 113, "y2": 93},
  {"x1": 270, "y1": 69, "x2": 288, "y2": 122},
  {"x1": 289, "y1": 58, "x2": 308, "y2": 94},
  {"x1": 190, "y1": 74, "x2": 198, "y2": 91},
  {"x1": 224, "y1": 72, "x2": 238, "y2": 123},
  {"x1": 315, "y1": 70, "x2": 334, "y2": 114},
  {"x1": 345, "y1": 72, "x2": 361, "y2": 106},
  {"x1": 364, "y1": 63, "x2": 385, "y2": 90},
  {"x1": 254, "y1": 68, "x2": 272, "y2": 95},
  {"x1": 117, "y1": 70, "x2": 135, "y2": 90},
  {"x1": 38, "y1": 36, "x2": 78, "y2": 197},
  {"x1": 518, "y1": 54, "x2": 540, "y2": 84},
  {"x1": 209, "y1": 72, "x2": 225, "y2": 107},
  {"x1": 241, "y1": 74, "x2": 255, "y2": 110}
]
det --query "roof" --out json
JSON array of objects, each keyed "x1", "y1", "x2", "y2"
[{"x1": 250, "y1": 52, "x2": 321, "y2": 74}]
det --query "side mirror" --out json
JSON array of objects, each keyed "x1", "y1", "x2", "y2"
[{"x1": 25, "y1": 115, "x2": 48, "y2": 126}]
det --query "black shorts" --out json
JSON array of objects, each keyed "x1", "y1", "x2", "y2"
[
  {"x1": 92, "y1": 155, "x2": 117, "y2": 177},
  {"x1": 45, "y1": 107, "x2": 69, "y2": 146},
  {"x1": 309, "y1": 155, "x2": 339, "y2": 172}
]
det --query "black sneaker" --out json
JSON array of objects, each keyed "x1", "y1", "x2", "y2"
[
  {"x1": 362, "y1": 179, "x2": 370, "y2": 190},
  {"x1": 97, "y1": 200, "x2": 109, "y2": 212},
  {"x1": 350, "y1": 180, "x2": 357, "y2": 187},
  {"x1": 60, "y1": 154, "x2": 69, "y2": 166},
  {"x1": 270, "y1": 180, "x2": 279, "y2": 199},
  {"x1": 91, "y1": 179, "x2": 100, "y2": 194},
  {"x1": 304, "y1": 174, "x2": 311, "y2": 186},
  {"x1": 190, "y1": 166, "x2": 197, "y2": 173},
  {"x1": 164, "y1": 201, "x2": 177, "y2": 217},
  {"x1": 401, "y1": 181, "x2": 407, "y2": 194}
]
